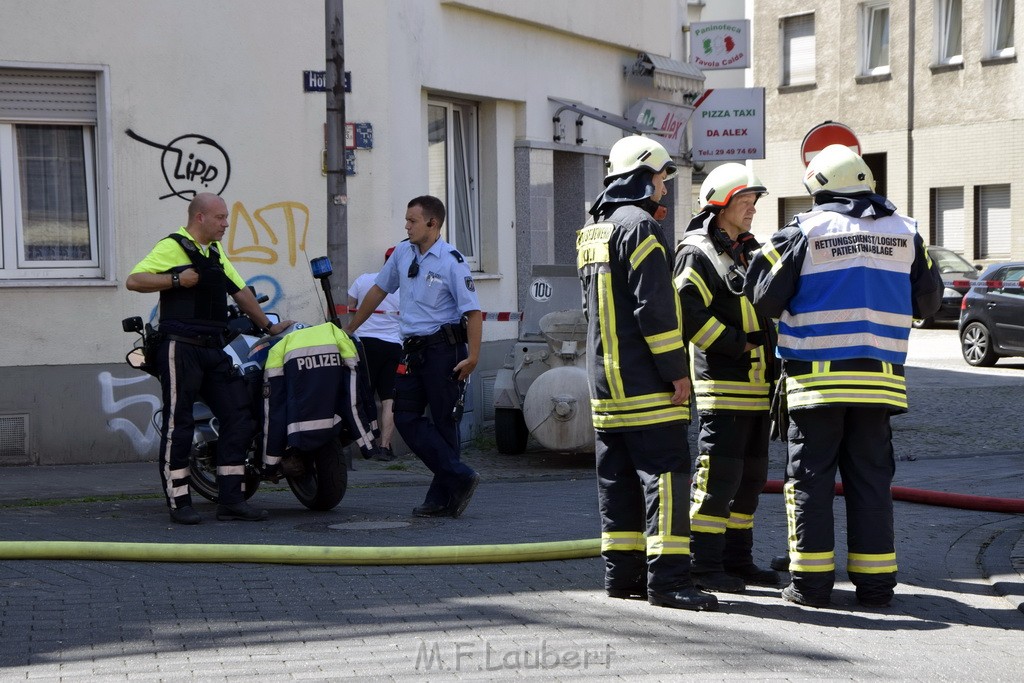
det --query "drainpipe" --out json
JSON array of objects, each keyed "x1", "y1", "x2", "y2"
[
  {"x1": 907, "y1": 0, "x2": 916, "y2": 216},
  {"x1": 325, "y1": 0, "x2": 349, "y2": 308}
]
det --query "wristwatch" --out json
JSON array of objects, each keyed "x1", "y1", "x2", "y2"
[{"x1": 171, "y1": 272, "x2": 181, "y2": 289}]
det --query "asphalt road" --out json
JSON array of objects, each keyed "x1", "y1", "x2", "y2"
[{"x1": 0, "y1": 325, "x2": 1021, "y2": 680}]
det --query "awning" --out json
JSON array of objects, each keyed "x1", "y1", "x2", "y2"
[{"x1": 628, "y1": 52, "x2": 705, "y2": 96}]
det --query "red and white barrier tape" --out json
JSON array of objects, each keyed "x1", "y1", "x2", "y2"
[
  {"x1": 951, "y1": 279, "x2": 1024, "y2": 290},
  {"x1": 481, "y1": 311, "x2": 524, "y2": 321},
  {"x1": 336, "y1": 305, "x2": 523, "y2": 321}
]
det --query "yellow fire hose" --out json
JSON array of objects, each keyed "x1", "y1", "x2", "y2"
[{"x1": 0, "y1": 538, "x2": 600, "y2": 565}]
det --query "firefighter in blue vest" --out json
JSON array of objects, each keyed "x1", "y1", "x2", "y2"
[
  {"x1": 744, "y1": 145, "x2": 943, "y2": 608},
  {"x1": 673, "y1": 163, "x2": 780, "y2": 593},
  {"x1": 126, "y1": 192, "x2": 294, "y2": 525},
  {"x1": 578, "y1": 135, "x2": 716, "y2": 612}
]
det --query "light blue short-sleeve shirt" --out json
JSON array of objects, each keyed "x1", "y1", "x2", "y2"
[{"x1": 376, "y1": 238, "x2": 480, "y2": 339}]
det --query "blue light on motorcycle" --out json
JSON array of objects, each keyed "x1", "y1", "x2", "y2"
[{"x1": 310, "y1": 256, "x2": 333, "y2": 279}]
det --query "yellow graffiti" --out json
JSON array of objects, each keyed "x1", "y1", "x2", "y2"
[{"x1": 225, "y1": 201, "x2": 310, "y2": 266}]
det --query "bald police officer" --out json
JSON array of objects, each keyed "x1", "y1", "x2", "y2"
[{"x1": 126, "y1": 192, "x2": 293, "y2": 524}]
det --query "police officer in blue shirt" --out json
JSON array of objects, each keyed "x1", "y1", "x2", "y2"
[{"x1": 347, "y1": 195, "x2": 482, "y2": 518}]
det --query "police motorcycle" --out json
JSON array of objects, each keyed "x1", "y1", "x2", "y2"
[{"x1": 121, "y1": 256, "x2": 370, "y2": 511}]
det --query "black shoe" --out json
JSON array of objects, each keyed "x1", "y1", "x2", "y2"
[
  {"x1": 692, "y1": 571, "x2": 746, "y2": 593},
  {"x1": 781, "y1": 583, "x2": 830, "y2": 608},
  {"x1": 727, "y1": 565, "x2": 782, "y2": 587},
  {"x1": 607, "y1": 585, "x2": 647, "y2": 600},
  {"x1": 770, "y1": 554, "x2": 791, "y2": 572},
  {"x1": 216, "y1": 501, "x2": 269, "y2": 521},
  {"x1": 169, "y1": 505, "x2": 201, "y2": 525},
  {"x1": 856, "y1": 593, "x2": 893, "y2": 608},
  {"x1": 447, "y1": 473, "x2": 480, "y2": 518},
  {"x1": 648, "y1": 587, "x2": 718, "y2": 611},
  {"x1": 413, "y1": 502, "x2": 450, "y2": 517},
  {"x1": 372, "y1": 446, "x2": 397, "y2": 462}
]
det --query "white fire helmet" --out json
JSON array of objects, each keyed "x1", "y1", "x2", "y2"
[
  {"x1": 605, "y1": 135, "x2": 677, "y2": 181},
  {"x1": 803, "y1": 144, "x2": 876, "y2": 195},
  {"x1": 699, "y1": 163, "x2": 768, "y2": 210}
]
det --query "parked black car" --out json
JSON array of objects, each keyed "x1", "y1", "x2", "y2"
[
  {"x1": 959, "y1": 261, "x2": 1024, "y2": 366},
  {"x1": 913, "y1": 246, "x2": 981, "y2": 328}
]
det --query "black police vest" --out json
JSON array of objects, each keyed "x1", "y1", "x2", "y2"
[{"x1": 158, "y1": 233, "x2": 230, "y2": 327}]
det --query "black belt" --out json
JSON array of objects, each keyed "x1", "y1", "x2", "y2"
[
  {"x1": 403, "y1": 329, "x2": 449, "y2": 352},
  {"x1": 166, "y1": 333, "x2": 224, "y2": 349}
]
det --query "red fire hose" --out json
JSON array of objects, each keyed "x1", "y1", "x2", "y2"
[{"x1": 763, "y1": 480, "x2": 1024, "y2": 514}]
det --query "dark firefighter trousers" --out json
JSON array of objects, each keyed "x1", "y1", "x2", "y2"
[
  {"x1": 158, "y1": 339, "x2": 255, "y2": 510},
  {"x1": 596, "y1": 422, "x2": 693, "y2": 593},
  {"x1": 393, "y1": 341, "x2": 476, "y2": 508},
  {"x1": 785, "y1": 405, "x2": 897, "y2": 603},
  {"x1": 689, "y1": 412, "x2": 771, "y2": 573}
]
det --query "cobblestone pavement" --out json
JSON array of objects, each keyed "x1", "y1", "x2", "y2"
[{"x1": 0, "y1": 328, "x2": 1021, "y2": 680}]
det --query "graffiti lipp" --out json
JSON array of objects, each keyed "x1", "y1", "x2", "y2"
[{"x1": 126, "y1": 128, "x2": 231, "y2": 200}]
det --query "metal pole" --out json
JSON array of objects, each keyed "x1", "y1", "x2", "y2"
[{"x1": 325, "y1": 0, "x2": 348, "y2": 315}]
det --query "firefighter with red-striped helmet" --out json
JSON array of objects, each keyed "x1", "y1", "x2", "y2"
[{"x1": 673, "y1": 162, "x2": 780, "y2": 594}]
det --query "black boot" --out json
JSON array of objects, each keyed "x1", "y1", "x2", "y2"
[
  {"x1": 721, "y1": 527, "x2": 781, "y2": 585},
  {"x1": 169, "y1": 505, "x2": 201, "y2": 525},
  {"x1": 727, "y1": 564, "x2": 781, "y2": 587},
  {"x1": 649, "y1": 586, "x2": 718, "y2": 611},
  {"x1": 692, "y1": 571, "x2": 746, "y2": 593},
  {"x1": 607, "y1": 585, "x2": 647, "y2": 600},
  {"x1": 691, "y1": 531, "x2": 745, "y2": 592}
]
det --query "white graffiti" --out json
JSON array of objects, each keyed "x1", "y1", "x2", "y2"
[{"x1": 98, "y1": 371, "x2": 161, "y2": 456}]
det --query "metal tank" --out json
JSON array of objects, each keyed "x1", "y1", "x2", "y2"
[{"x1": 492, "y1": 265, "x2": 595, "y2": 455}]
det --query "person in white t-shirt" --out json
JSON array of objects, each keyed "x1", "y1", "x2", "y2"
[{"x1": 347, "y1": 247, "x2": 402, "y2": 461}]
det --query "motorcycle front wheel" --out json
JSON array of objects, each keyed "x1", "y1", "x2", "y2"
[
  {"x1": 287, "y1": 439, "x2": 348, "y2": 511},
  {"x1": 189, "y1": 440, "x2": 261, "y2": 503}
]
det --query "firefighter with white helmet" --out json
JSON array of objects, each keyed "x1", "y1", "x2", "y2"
[
  {"x1": 577, "y1": 135, "x2": 716, "y2": 611},
  {"x1": 744, "y1": 144, "x2": 943, "y2": 608},
  {"x1": 672, "y1": 162, "x2": 780, "y2": 594},
  {"x1": 802, "y1": 143, "x2": 876, "y2": 195}
]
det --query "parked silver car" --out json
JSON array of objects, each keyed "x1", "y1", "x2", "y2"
[{"x1": 913, "y1": 246, "x2": 980, "y2": 328}]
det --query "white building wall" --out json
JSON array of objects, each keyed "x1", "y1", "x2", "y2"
[
  {"x1": 1, "y1": 0, "x2": 696, "y2": 464},
  {"x1": 342, "y1": 0, "x2": 692, "y2": 343},
  {"x1": 1, "y1": 0, "x2": 327, "y2": 368}
]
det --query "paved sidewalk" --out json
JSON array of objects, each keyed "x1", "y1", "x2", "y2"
[{"x1": 0, "y1": 445, "x2": 1021, "y2": 680}]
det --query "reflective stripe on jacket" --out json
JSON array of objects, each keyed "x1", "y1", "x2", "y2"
[
  {"x1": 577, "y1": 205, "x2": 689, "y2": 430},
  {"x1": 744, "y1": 200, "x2": 943, "y2": 411},
  {"x1": 778, "y1": 210, "x2": 918, "y2": 365},
  {"x1": 674, "y1": 225, "x2": 772, "y2": 413},
  {"x1": 263, "y1": 323, "x2": 378, "y2": 458}
]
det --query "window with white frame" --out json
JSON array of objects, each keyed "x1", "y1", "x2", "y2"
[
  {"x1": 781, "y1": 13, "x2": 816, "y2": 86},
  {"x1": 935, "y1": 0, "x2": 963, "y2": 65},
  {"x1": 0, "y1": 68, "x2": 105, "y2": 280},
  {"x1": 427, "y1": 99, "x2": 479, "y2": 270},
  {"x1": 976, "y1": 184, "x2": 1011, "y2": 258},
  {"x1": 985, "y1": 0, "x2": 1015, "y2": 58},
  {"x1": 931, "y1": 186, "x2": 964, "y2": 252},
  {"x1": 860, "y1": 2, "x2": 891, "y2": 75}
]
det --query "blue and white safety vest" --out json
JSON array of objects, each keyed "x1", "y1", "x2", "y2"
[
  {"x1": 777, "y1": 210, "x2": 918, "y2": 366},
  {"x1": 744, "y1": 200, "x2": 943, "y2": 412}
]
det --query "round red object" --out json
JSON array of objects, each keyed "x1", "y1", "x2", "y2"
[{"x1": 800, "y1": 121, "x2": 861, "y2": 166}]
